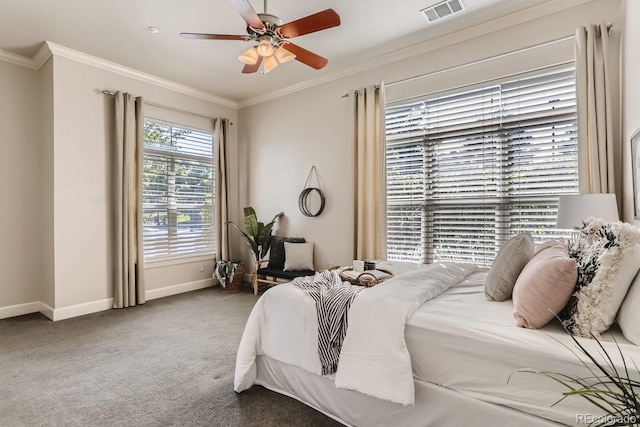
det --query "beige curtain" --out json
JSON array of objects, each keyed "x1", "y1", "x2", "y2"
[
  {"x1": 353, "y1": 83, "x2": 387, "y2": 260},
  {"x1": 214, "y1": 118, "x2": 231, "y2": 261},
  {"x1": 113, "y1": 92, "x2": 146, "y2": 308},
  {"x1": 576, "y1": 23, "x2": 616, "y2": 195}
]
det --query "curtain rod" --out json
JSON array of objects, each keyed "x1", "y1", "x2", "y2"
[
  {"x1": 342, "y1": 84, "x2": 380, "y2": 98},
  {"x1": 341, "y1": 22, "x2": 614, "y2": 98},
  {"x1": 101, "y1": 90, "x2": 233, "y2": 125}
]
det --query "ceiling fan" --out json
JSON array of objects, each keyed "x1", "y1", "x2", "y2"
[{"x1": 181, "y1": 0, "x2": 341, "y2": 74}]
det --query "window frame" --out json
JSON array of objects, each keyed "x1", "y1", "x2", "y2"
[
  {"x1": 141, "y1": 118, "x2": 216, "y2": 263},
  {"x1": 385, "y1": 63, "x2": 578, "y2": 265}
]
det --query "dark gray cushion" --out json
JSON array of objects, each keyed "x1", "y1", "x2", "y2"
[
  {"x1": 268, "y1": 236, "x2": 305, "y2": 269},
  {"x1": 257, "y1": 267, "x2": 315, "y2": 280}
]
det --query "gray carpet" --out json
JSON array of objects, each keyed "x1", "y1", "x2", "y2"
[{"x1": 0, "y1": 286, "x2": 342, "y2": 427}]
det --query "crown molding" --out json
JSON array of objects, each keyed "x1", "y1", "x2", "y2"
[
  {"x1": 237, "y1": 0, "x2": 594, "y2": 108},
  {"x1": 44, "y1": 42, "x2": 237, "y2": 109},
  {"x1": 0, "y1": 42, "x2": 237, "y2": 109},
  {"x1": 0, "y1": 48, "x2": 39, "y2": 69},
  {"x1": 0, "y1": 42, "x2": 53, "y2": 70},
  {"x1": 33, "y1": 42, "x2": 53, "y2": 69}
]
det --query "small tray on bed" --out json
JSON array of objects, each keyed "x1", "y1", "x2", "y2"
[{"x1": 339, "y1": 268, "x2": 394, "y2": 287}]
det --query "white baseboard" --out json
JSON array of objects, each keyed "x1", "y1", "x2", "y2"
[
  {"x1": 39, "y1": 302, "x2": 54, "y2": 320},
  {"x1": 0, "y1": 301, "x2": 43, "y2": 320},
  {"x1": 52, "y1": 298, "x2": 114, "y2": 321},
  {"x1": 145, "y1": 278, "x2": 215, "y2": 301},
  {"x1": 0, "y1": 278, "x2": 217, "y2": 322}
]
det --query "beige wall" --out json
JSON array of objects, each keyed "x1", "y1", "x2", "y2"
[
  {"x1": 0, "y1": 60, "x2": 43, "y2": 311},
  {"x1": 48, "y1": 56, "x2": 239, "y2": 316},
  {"x1": 621, "y1": 0, "x2": 640, "y2": 222},
  {"x1": 0, "y1": 49, "x2": 240, "y2": 320},
  {"x1": 238, "y1": 0, "x2": 621, "y2": 270}
]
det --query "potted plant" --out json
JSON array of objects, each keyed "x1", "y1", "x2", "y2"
[{"x1": 227, "y1": 207, "x2": 284, "y2": 262}]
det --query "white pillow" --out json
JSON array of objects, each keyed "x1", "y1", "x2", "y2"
[
  {"x1": 617, "y1": 269, "x2": 640, "y2": 345},
  {"x1": 284, "y1": 242, "x2": 314, "y2": 271},
  {"x1": 561, "y1": 219, "x2": 640, "y2": 337}
]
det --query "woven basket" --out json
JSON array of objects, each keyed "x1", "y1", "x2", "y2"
[
  {"x1": 339, "y1": 268, "x2": 393, "y2": 287},
  {"x1": 220, "y1": 261, "x2": 244, "y2": 292}
]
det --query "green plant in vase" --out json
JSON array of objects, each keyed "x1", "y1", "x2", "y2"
[{"x1": 227, "y1": 207, "x2": 284, "y2": 262}]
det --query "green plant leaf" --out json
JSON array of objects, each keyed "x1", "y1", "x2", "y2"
[
  {"x1": 519, "y1": 325, "x2": 640, "y2": 427},
  {"x1": 257, "y1": 222, "x2": 265, "y2": 242},
  {"x1": 227, "y1": 221, "x2": 258, "y2": 259},
  {"x1": 227, "y1": 207, "x2": 284, "y2": 261},
  {"x1": 244, "y1": 207, "x2": 259, "y2": 237},
  {"x1": 259, "y1": 212, "x2": 284, "y2": 258}
]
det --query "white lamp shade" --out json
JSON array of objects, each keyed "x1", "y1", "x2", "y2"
[
  {"x1": 556, "y1": 194, "x2": 620, "y2": 229},
  {"x1": 275, "y1": 47, "x2": 296, "y2": 63},
  {"x1": 238, "y1": 47, "x2": 259, "y2": 65},
  {"x1": 257, "y1": 39, "x2": 275, "y2": 57},
  {"x1": 262, "y1": 55, "x2": 278, "y2": 74}
]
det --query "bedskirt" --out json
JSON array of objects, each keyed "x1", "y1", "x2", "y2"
[{"x1": 254, "y1": 355, "x2": 565, "y2": 427}]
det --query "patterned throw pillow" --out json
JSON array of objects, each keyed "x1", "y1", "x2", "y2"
[
  {"x1": 560, "y1": 218, "x2": 640, "y2": 338},
  {"x1": 267, "y1": 236, "x2": 306, "y2": 269}
]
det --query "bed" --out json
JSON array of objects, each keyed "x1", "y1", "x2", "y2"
[{"x1": 234, "y1": 221, "x2": 640, "y2": 427}]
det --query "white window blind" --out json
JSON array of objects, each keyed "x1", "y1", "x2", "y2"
[
  {"x1": 142, "y1": 119, "x2": 215, "y2": 259},
  {"x1": 385, "y1": 65, "x2": 578, "y2": 265}
]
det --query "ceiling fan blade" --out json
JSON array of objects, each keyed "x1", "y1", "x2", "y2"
[
  {"x1": 181, "y1": 33, "x2": 250, "y2": 41},
  {"x1": 242, "y1": 56, "x2": 263, "y2": 74},
  {"x1": 282, "y1": 43, "x2": 328, "y2": 70},
  {"x1": 228, "y1": 0, "x2": 265, "y2": 30},
  {"x1": 278, "y1": 9, "x2": 341, "y2": 38}
]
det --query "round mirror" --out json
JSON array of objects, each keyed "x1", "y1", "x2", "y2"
[{"x1": 299, "y1": 187, "x2": 325, "y2": 217}]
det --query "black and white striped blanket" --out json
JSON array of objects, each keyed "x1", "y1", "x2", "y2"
[{"x1": 292, "y1": 270, "x2": 364, "y2": 375}]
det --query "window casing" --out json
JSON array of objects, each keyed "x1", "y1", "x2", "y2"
[
  {"x1": 142, "y1": 119, "x2": 215, "y2": 260},
  {"x1": 385, "y1": 65, "x2": 578, "y2": 265}
]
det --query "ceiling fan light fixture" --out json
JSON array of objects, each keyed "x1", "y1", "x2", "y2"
[
  {"x1": 238, "y1": 47, "x2": 259, "y2": 65},
  {"x1": 262, "y1": 55, "x2": 278, "y2": 74},
  {"x1": 275, "y1": 47, "x2": 296, "y2": 64},
  {"x1": 257, "y1": 39, "x2": 275, "y2": 57}
]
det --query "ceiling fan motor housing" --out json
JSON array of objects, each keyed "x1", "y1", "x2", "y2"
[
  {"x1": 247, "y1": 13, "x2": 286, "y2": 48},
  {"x1": 257, "y1": 13, "x2": 283, "y2": 28}
]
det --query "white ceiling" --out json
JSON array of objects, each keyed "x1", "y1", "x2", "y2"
[{"x1": 0, "y1": 0, "x2": 569, "y2": 105}]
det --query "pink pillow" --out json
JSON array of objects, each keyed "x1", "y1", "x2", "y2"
[{"x1": 512, "y1": 242, "x2": 577, "y2": 329}]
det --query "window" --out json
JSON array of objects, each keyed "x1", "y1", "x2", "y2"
[
  {"x1": 142, "y1": 119, "x2": 215, "y2": 260},
  {"x1": 386, "y1": 65, "x2": 578, "y2": 265}
]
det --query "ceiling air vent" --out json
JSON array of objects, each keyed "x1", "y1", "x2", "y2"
[{"x1": 420, "y1": 0, "x2": 465, "y2": 22}]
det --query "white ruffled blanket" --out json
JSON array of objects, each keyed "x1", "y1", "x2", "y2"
[
  {"x1": 334, "y1": 262, "x2": 479, "y2": 406},
  {"x1": 234, "y1": 262, "x2": 478, "y2": 406}
]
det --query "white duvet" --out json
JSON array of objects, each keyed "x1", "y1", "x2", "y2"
[{"x1": 234, "y1": 262, "x2": 478, "y2": 405}]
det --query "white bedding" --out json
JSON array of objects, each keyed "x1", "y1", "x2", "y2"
[
  {"x1": 334, "y1": 263, "x2": 478, "y2": 405},
  {"x1": 234, "y1": 261, "x2": 436, "y2": 392},
  {"x1": 234, "y1": 261, "x2": 640, "y2": 426},
  {"x1": 405, "y1": 271, "x2": 640, "y2": 426}
]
